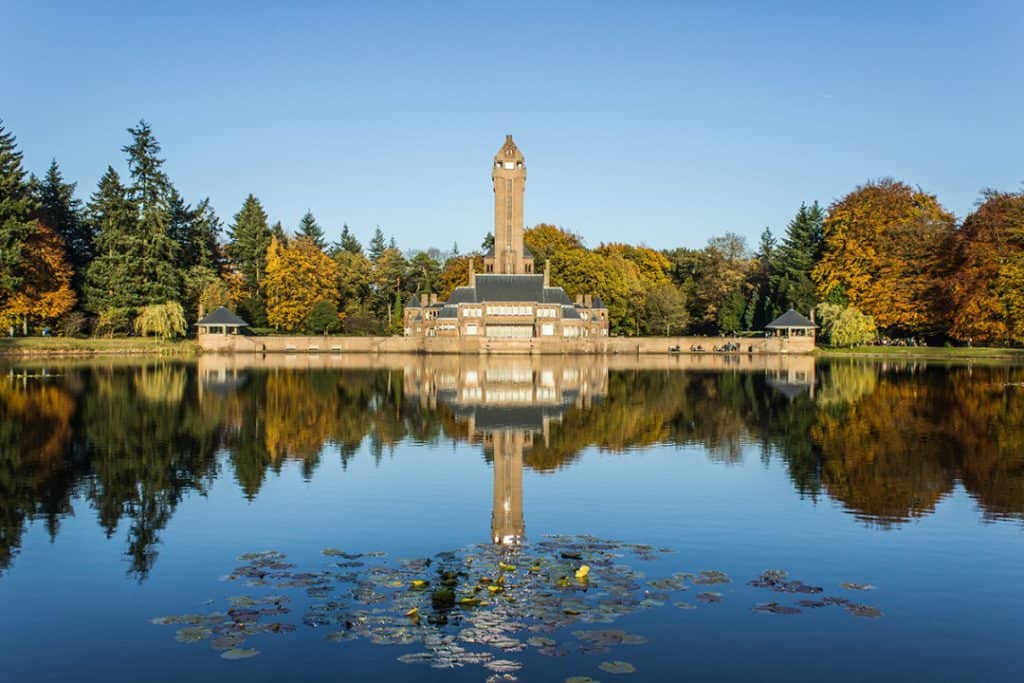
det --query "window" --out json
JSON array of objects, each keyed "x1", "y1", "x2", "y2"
[
  {"x1": 465, "y1": 324, "x2": 478, "y2": 335},
  {"x1": 486, "y1": 325, "x2": 533, "y2": 338},
  {"x1": 541, "y1": 323, "x2": 554, "y2": 336}
]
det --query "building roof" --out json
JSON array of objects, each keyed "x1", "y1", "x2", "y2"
[
  {"x1": 562, "y1": 305, "x2": 581, "y2": 320},
  {"x1": 406, "y1": 294, "x2": 421, "y2": 308},
  {"x1": 766, "y1": 309, "x2": 817, "y2": 329},
  {"x1": 196, "y1": 307, "x2": 249, "y2": 327},
  {"x1": 591, "y1": 296, "x2": 606, "y2": 309}
]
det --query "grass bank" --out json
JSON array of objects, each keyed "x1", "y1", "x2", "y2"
[
  {"x1": 0, "y1": 337, "x2": 200, "y2": 357},
  {"x1": 817, "y1": 345, "x2": 1024, "y2": 362}
]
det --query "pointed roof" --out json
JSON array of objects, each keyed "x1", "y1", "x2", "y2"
[
  {"x1": 196, "y1": 306, "x2": 248, "y2": 327},
  {"x1": 406, "y1": 294, "x2": 421, "y2": 308},
  {"x1": 495, "y1": 134, "x2": 524, "y2": 163},
  {"x1": 591, "y1": 296, "x2": 606, "y2": 309},
  {"x1": 766, "y1": 309, "x2": 817, "y2": 329}
]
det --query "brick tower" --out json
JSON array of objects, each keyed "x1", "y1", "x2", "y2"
[{"x1": 485, "y1": 135, "x2": 534, "y2": 275}]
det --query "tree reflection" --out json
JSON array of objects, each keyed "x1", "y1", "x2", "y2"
[{"x1": 0, "y1": 355, "x2": 1022, "y2": 578}]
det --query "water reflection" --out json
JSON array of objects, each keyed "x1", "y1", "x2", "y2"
[{"x1": 1, "y1": 355, "x2": 1023, "y2": 578}]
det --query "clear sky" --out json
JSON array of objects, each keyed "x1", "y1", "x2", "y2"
[{"x1": 4, "y1": 0, "x2": 1022, "y2": 252}]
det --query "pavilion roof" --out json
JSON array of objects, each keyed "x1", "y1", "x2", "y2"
[
  {"x1": 196, "y1": 306, "x2": 249, "y2": 327},
  {"x1": 765, "y1": 309, "x2": 817, "y2": 329}
]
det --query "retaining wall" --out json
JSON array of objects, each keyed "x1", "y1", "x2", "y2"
[{"x1": 199, "y1": 332, "x2": 814, "y2": 355}]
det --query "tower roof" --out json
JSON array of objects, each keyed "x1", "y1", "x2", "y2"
[{"x1": 495, "y1": 134, "x2": 524, "y2": 163}]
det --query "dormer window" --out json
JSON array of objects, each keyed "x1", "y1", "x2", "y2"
[{"x1": 503, "y1": 161, "x2": 515, "y2": 170}]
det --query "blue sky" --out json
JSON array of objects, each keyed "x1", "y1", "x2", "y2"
[{"x1": 4, "y1": 1, "x2": 1022, "y2": 252}]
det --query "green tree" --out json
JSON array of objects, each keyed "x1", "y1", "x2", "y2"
[
  {"x1": 226, "y1": 194, "x2": 272, "y2": 298},
  {"x1": 817, "y1": 303, "x2": 877, "y2": 347},
  {"x1": 134, "y1": 302, "x2": 188, "y2": 339},
  {"x1": 771, "y1": 202, "x2": 824, "y2": 316},
  {"x1": 305, "y1": 299, "x2": 341, "y2": 334},
  {"x1": 481, "y1": 232, "x2": 495, "y2": 253},
  {"x1": 122, "y1": 121, "x2": 180, "y2": 304},
  {"x1": 297, "y1": 210, "x2": 326, "y2": 249},
  {"x1": 83, "y1": 167, "x2": 139, "y2": 313},
  {"x1": 333, "y1": 223, "x2": 363, "y2": 255},
  {"x1": 644, "y1": 282, "x2": 689, "y2": 335},
  {"x1": 368, "y1": 227, "x2": 387, "y2": 261},
  {"x1": 406, "y1": 251, "x2": 442, "y2": 294},
  {"x1": 0, "y1": 120, "x2": 37, "y2": 310}
]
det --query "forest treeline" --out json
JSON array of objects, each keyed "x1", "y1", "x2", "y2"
[
  {"x1": 2, "y1": 119, "x2": 1023, "y2": 344},
  {"x1": 2, "y1": 362, "x2": 1022, "y2": 579}
]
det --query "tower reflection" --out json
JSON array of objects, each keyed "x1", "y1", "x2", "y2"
[{"x1": 403, "y1": 356, "x2": 608, "y2": 545}]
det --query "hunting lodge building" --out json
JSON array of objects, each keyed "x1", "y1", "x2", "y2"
[{"x1": 405, "y1": 136, "x2": 609, "y2": 339}]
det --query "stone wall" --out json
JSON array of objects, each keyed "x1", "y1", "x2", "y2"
[{"x1": 198, "y1": 332, "x2": 814, "y2": 355}]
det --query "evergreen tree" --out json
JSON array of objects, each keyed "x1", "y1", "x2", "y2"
[
  {"x1": 84, "y1": 167, "x2": 140, "y2": 312},
  {"x1": 368, "y1": 226, "x2": 386, "y2": 261},
  {"x1": 388, "y1": 235, "x2": 397, "y2": 250},
  {"x1": 481, "y1": 232, "x2": 495, "y2": 252},
  {"x1": 271, "y1": 220, "x2": 287, "y2": 245},
  {"x1": 297, "y1": 210, "x2": 326, "y2": 249},
  {"x1": 226, "y1": 194, "x2": 272, "y2": 296},
  {"x1": 0, "y1": 120, "x2": 36, "y2": 305},
  {"x1": 335, "y1": 223, "x2": 362, "y2": 255},
  {"x1": 122, "y1": 121, "x2": 180, "y2": 303},
  {"x1": 451, "y1": 241, "x2": 459, "y2": 256},
  {"x1": 771, "y1": 202, "x2": 824, "y2": 315},
  {"x1": 37, "y1": 160, "x2": 91, "y2": 293},
  {"x1": 748, "y1": 226, "x2": 779, "y2": 328}
]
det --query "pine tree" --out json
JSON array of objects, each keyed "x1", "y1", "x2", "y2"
[
  {"x1": 749, "y1": 227, "x2": 778, "y2": 328},
  {"x1": 84, "y1": 167, "x2": 140, "y2": 312},
  {"x1": 337, "y1": 223, "x2": 362, "y2": 255},
  {"x1": 37, "y1": 160, "x2": 91, "y2": 293},
  {"x1": 271, "y1": 220, "x2": 287, "y2": 245},
  {"x1": 297, "y1": 210, "x2": 326, "y2": 249},
  {"x1": 481, "y1": 232, "x2": 495, "y2": 252},
  {"x1": 0, "y1": 120, "x2": 36, "y2": 305},
  {"x1": 226, "y1": 194, "x2": 272, "y2": 296},
  {"x1": 368, "y1": 226, "x2": 386, "y2": 261},
  {"x1": 772, "y1": 202, "x2": 824, "y2": 315},
  {"x1": 122, "y1": 120, "x2": 180, "y2": 304}
]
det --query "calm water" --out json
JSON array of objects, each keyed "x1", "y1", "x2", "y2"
[{"x1": 1, "y1": 354, "x2": 1022, "y2": 682}]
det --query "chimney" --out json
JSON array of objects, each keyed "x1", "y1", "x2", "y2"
[
  {"x1": 469, "y1": 259, "x2": 476, "y2": 287},
  {"x1": 575, "y1": 294, "x2": 583, "y2": 306},
  {"x1": 809, "y1": 307, "x2": 815, "y2": 324},
  {"x1": 505, "y1": 134, "x2": 513, "y2": 144},
  {"x1": 430, "y1": 293, "x2": 438, "y2": 305},
  {"x1": 585, "y1": 294, "x2": 592, "y2": 308},
  {"x1": 543, "y1": 260, "x2": 550, "y2": 287},
  {"x1": 420, "y1": 293, "x2": 428, "y2": 307}
]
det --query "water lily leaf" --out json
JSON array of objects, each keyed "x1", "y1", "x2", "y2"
[
  {"x1": 575, "y1": 565, "x2": 591, "y2": 580},
  {"x1": 410, "y1": 579, "x2": 429, "y2": 590},
  {"x1": 485, "y1": 659, "x2": 522, "y2": 673},
  {"x1": 599, "y1": 660, "x2": 636, "y2": 674},
  {"x1": 753, "y1": 602, "x2": 802, "y2": 615},
  {"x1": 674, "y1": 601, "x2": 696, "y2": 610},
  {"x1": 220, "y1": 647, "x2": 260, "y2": 660},
  {"x1": 845, "y1": 603, "x2": 884, "y2": 618},
  {"x1": 840, "y1": 582, "x2": 877, "y2": 591},
  {"x1": 692, "y1": 570, "x2": 731, "y2": 585},
  {"x1": 175, "y1": 626, "x2": 212, "y2": 643},
  {"x1": 322, "y1": 548, "x2": 345, "y2": 557},
  {"x1": 697, "y1": 592, "x2": 723, "y2": 603},
  {"x1": 566, "y1": 677, "x2": 600, "y2": 683},
  {"x1": 499, "y1": 562, "x2": 516, "y2": 572}
]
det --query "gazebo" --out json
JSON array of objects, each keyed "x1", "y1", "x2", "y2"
[
  {"x1": 196, "y1": 307, "x2": 249, "y2": 336},
  {"x1": 765, "y1": 309, "x2": 817, "y2": 339}
]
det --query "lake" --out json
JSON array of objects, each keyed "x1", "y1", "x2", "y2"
[{"x1": 1, "y1": 353, "x2": 1022, "y2": 682}]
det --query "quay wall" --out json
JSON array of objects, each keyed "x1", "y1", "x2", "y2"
[{"x1": 199, "y1": 333, "x2": 814, "y2": 355}]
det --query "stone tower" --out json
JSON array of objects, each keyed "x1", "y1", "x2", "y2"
[{"x1": 485, "y1": 135, "x2": 534, "y2": 275}]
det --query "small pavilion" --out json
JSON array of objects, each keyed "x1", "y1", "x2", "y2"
[
  {"x1": 765, "y1": 309, "x2": 817, "y2": 339},
  {"x1": 196, "y1": 307, "x2": 249, "y2": 336}
]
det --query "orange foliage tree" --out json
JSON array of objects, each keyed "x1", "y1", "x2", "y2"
[
  {"x1": 0, "y1": 222, "x2": 76, "y2": 333},
  {"x1": 264, "y1": 236, "x2": 340, "y2": 332},
  {"x1": 813, "y1": 179, "x2": 955, "y2": 335},
  {"x1": 948, "y1": 189, "x2": 1024, "y2": 345}
]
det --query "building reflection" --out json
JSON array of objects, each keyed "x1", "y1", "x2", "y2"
[{"x1": 404, "y1": 357, "x2": 608, "y2": 544}]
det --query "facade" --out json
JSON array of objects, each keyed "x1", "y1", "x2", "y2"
[
  {"x1": 405, "y1": 136, "x2": 609, "y2": 340},
  {"x1": 765, "y1": 309, "x2": 818, "y2": 340}
]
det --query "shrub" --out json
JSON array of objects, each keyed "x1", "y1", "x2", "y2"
[
  {"x1": 817, "y1": 303, "x2": 877, "y2": 347},
  {"x1": 305, "y1": 300, "x2": 342, "y2": 335}
]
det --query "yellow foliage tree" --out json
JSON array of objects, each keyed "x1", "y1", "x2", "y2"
[
  {"x1": 812, "y1": 179, "x2": 954, "y2": 335},
  {"x1": 0, "y1": 222, "x2": 76, "y2": 333},
  {"x1": 264, "y1": 235, "x2": 340, "y2": 332}
]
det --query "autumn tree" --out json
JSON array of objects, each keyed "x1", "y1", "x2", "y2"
[
  {"x1": 813, "y1": 179, "x2": 955, "y2": 336},
  {"x1": 264, "y1": 236, "x2": 340, "y2": 332},
  {"x1": 948, "y1": 189, "x2": 1024, "y2": 345},
  {"x1": 0, "y1": 223, "x2": 76, "y2": 334},
  {"x1": 817, "y1": 303, "x2": 877, "y2": 347},
  {"x1": 36, "y1": 160, "x2": 91, "y2": 296},
  {"x1": 437, "y1": 254, "x2": 484, "y2": 299},
  {"x1": 524, "y1": 224, "x2": 583, "y2": 269}
]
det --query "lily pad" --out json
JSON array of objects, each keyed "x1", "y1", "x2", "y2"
[
  {"x1": 220, "y1": 647, "x2": 260, "y2": 660},
  {"x1": 175, "y1": 626, "x2": 212, "y2": 643},
  {"x1": 840, "y1": 582, "x2": 877, "y2": 591},
  {"x1": 599, "y1": 660, "x2": 636, "y2": 674}
]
